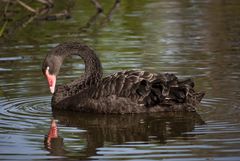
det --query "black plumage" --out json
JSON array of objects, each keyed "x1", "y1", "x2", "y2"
[{"x1": 42, "y1": 42, "x2": 205, "y2": 114}]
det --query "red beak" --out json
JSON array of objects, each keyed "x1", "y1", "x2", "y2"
[{"x1": 45, "y1": 69, "x2": 56, "y2": 94}]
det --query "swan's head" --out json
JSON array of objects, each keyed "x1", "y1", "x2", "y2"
[{"x1": 42, "y1": 54, "x2": 63, "y2": 94}]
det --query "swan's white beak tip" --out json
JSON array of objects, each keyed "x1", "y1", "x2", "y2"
[{"x1": 50, "y1": 86, "x2": 55, "y2": 94}]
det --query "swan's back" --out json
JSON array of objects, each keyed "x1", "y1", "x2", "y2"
[
  {"x1": 94, "y1": 70, "x2": 156, "y2": 98},
  {"x1": 94, "y1": 70, "x2": 203, "y2": 108},
  {"x1": 52, "y1": 70, "x2": 204, "y2": 113}
]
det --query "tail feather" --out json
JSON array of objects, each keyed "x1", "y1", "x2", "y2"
[
  {"x1": 195, "y1": 92, "x2": 205, "y2": 103},
  {"x1": 178, "y1": 78, "x2": 195, "y2": 88},
  {"x1": 139, "y1": 74, "x2": 204, "y2": 109}
]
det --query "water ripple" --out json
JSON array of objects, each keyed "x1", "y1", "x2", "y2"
[{"x1": 0, "y1": 96, "x2": 51, "y2": 132}]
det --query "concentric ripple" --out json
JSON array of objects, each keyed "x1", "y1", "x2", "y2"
[
  {"x1": 0, "y1": 96, "x2": 52, "y2": 131},
  {"x1": 0, "y1": 96, "x2": 59, "y2": 160}
]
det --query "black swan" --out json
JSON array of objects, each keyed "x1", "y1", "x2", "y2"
[{"x1": 42, "y1": 42, "x2": 205, "y2": 114}]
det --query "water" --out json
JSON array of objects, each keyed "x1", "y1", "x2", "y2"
[{"x1": 0, "y1": 0, "x2": 240, "y2": 160}]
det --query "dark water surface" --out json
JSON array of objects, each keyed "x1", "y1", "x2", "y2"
[{"x1": 1, "y1": 0, "x2": 240, "y2": 160}]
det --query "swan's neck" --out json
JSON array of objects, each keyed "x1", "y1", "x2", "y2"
[
  {"x1": 78, "y1": 45, "x2": 103, "y2": 81},
  {"x1": 54, "y1": 42, "x2": 103, "y2": 81}
]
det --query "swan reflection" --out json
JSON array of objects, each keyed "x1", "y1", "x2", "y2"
[{"x1": 45, "y1": 112, "x2": 204, "y2": 159}]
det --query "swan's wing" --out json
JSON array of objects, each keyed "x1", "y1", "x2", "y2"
[
  {"x1": 93, "y1": 70, "x2": 204, "y2": 108},
  {"x1": 93, "y1": 70, "x2": 153, "y2": 98}
]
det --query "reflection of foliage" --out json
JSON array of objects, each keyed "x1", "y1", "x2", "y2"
[
  {"x1": 0, "y1": 0, "x2": 72, "y2": 37},
  {"x1": 0, "y1": 86, "x2": 5, "y2": 97},
  {"x1": 79, "y1": 0, "x2": 121, "y2": 32},
  {"x1": 0, "y1": 0, "x2": 121, "y2": 38}
]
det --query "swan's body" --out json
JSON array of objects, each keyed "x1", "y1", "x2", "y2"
[{"x1": 42, "y1": 42, "x2": 204, "y2": 114}]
